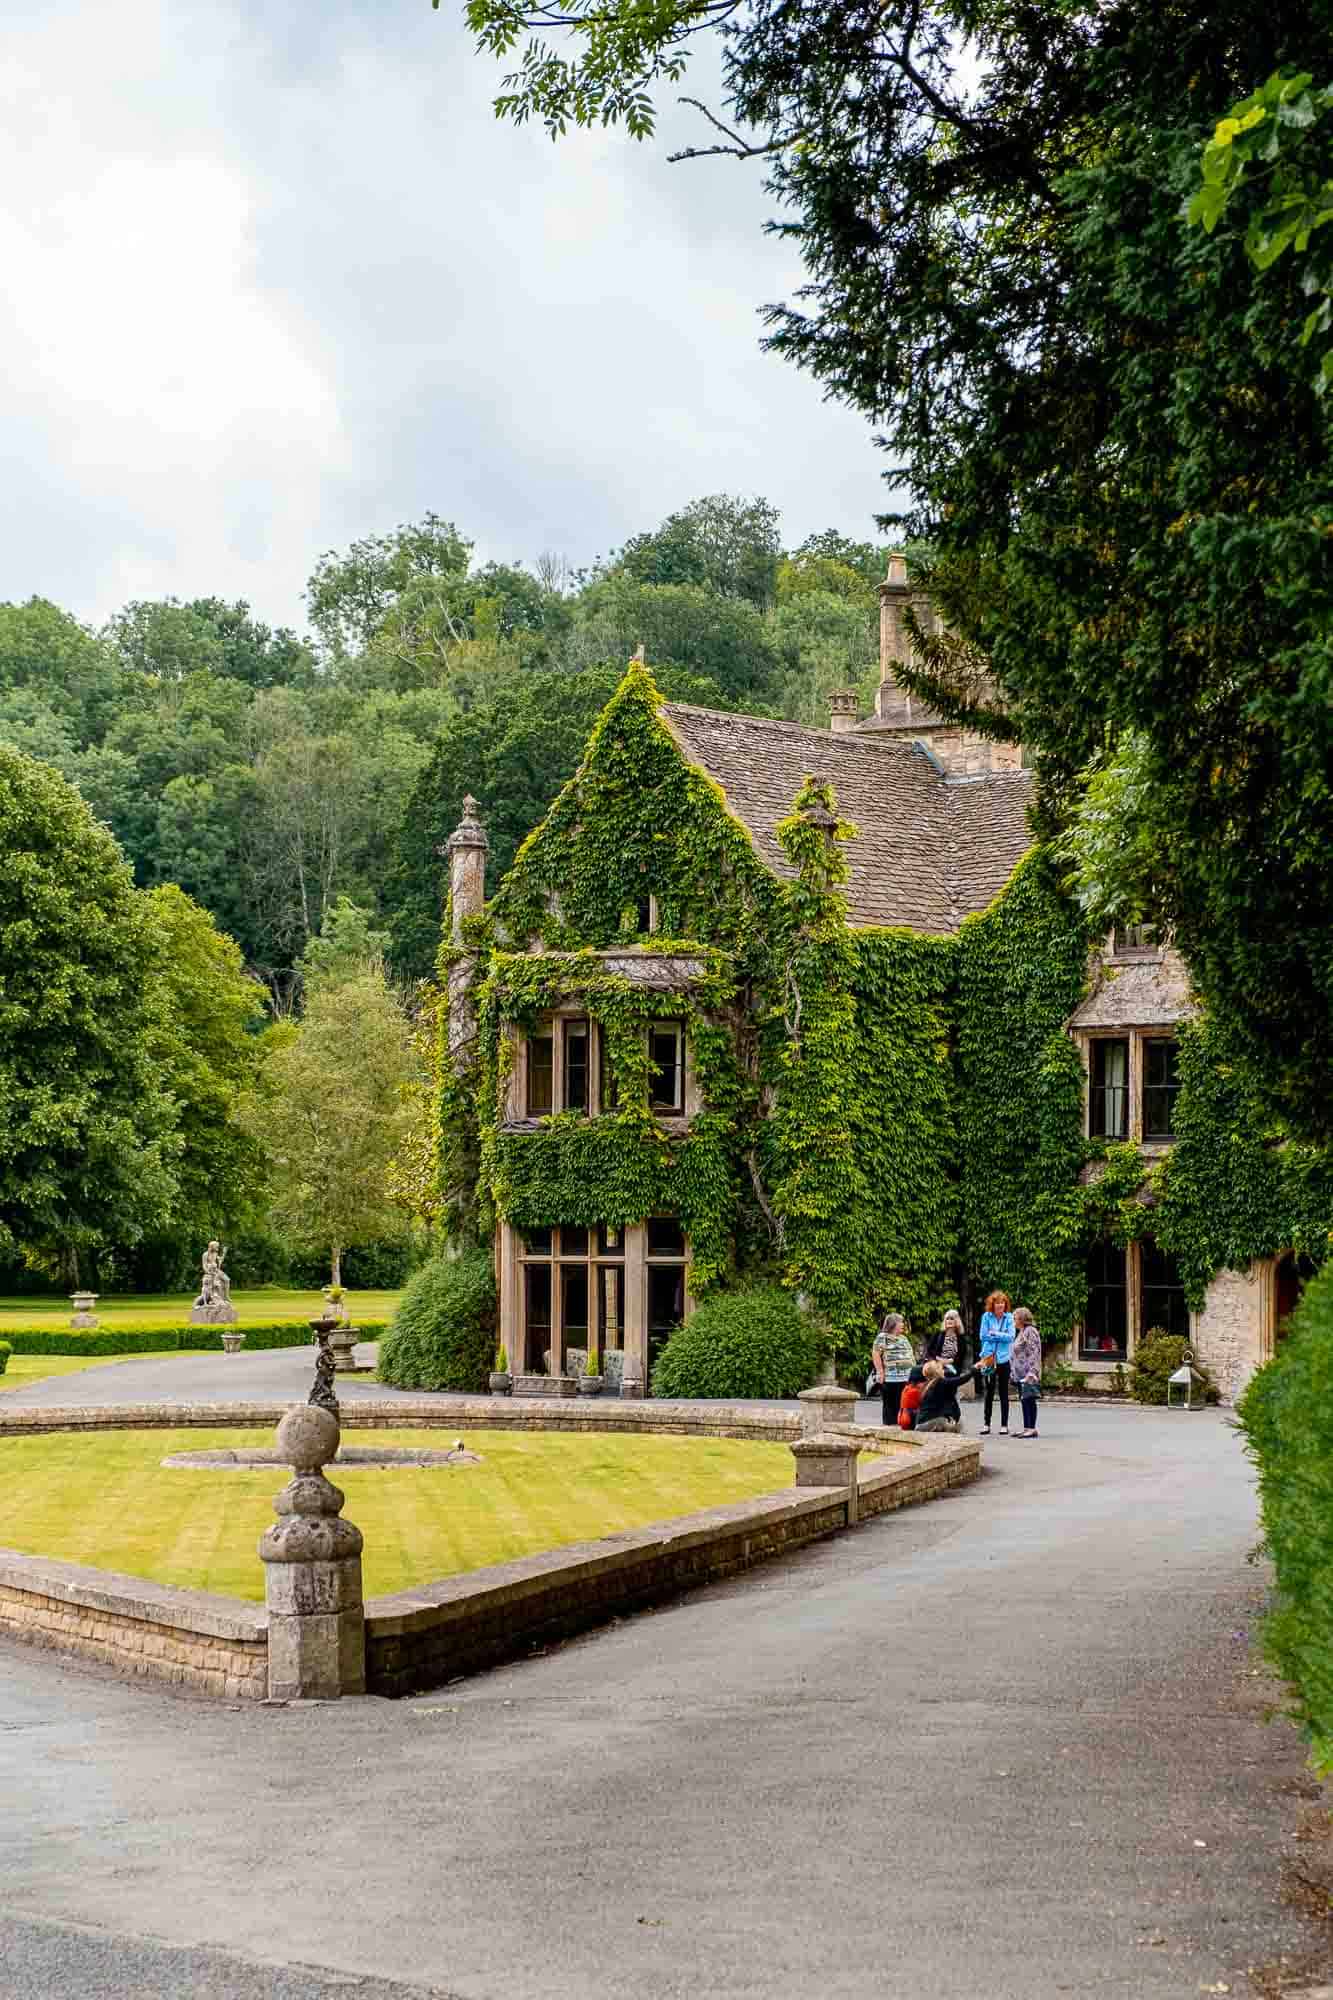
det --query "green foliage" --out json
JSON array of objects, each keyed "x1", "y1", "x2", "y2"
[
  {"x1": 615, "y1": 494, "x2": 782, "y2": 610},
  {"x1": 0, "y1": 745, "x2": 179, "y2": 1269},
  {"x1": 1130, "y1": 1330, "x2": 1217, "y2": 1406},
  {"x1": 0, "y1": 1321, "x2": 386, "y2": 1356},
  {"x1": 954, "y1": 855, "x2": 1094, "y2": 1335},
  {"x1": 1188, "y1": 71, "x2": 1333, "y2": 392},
  {"x1": 650, "y1": 1286, "x2": 822, "y2": 1400},
  {"x1": 376, "y1": 1249, "x2": 497, "y2": 1391},
  {"x1": 0, "y1": 1340, "x2": 9, "y2": 1375},
  {"x1": 1238, "y1": 1264, "x2": 1333, "y2": 1769},
  {"x1": 300, "y1": 896, "x2": 391, "y2": 991}
]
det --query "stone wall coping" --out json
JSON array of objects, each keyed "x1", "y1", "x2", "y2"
[
  {"x1": 0, "y1": 1547, "x2": 267, "y2": 1642},
  {"x1": 0, "y1": 1397, "x2": 810, "y2": 1441},
  {"x1": 364, "y1": 1433, "x2": 977, "y2": 1638}
]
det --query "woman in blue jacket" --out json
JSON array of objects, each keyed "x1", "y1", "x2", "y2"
[{"x1": 978, "y1": 1289, "x2": 1015, "y2": 1434}]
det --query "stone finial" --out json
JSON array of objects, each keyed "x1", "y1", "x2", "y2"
[
  {"x1": 259, "y1": 1403, "x2": 366, "y2": 1699},
  {"x1": 445, "y1": 794, "x2": 489, "y2": 855},
  {"x1": 828, "y1": 689, "x2": 860, "y2": 734},
  {"x1": 884, "y1": 550, "x2": 909, "y2": 589}
]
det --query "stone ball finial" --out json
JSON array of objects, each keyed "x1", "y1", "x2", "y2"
[{"x1": 276, "y1": 1403, "x2": 340, "y2": 1474}]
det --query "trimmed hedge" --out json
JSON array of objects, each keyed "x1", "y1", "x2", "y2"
[
  {"x1": 0, "y1": 1340, "x2": 9, "y2": 1375},
  {"x1": 0, "y1": 1320, "x2": 387, "y2": 1357},
  {"x1": 1130, "y1": 1329, "x2": 1218, "y2": 1406},
  {"x1": 1237, "y1": 1263, "x2": 1333, "y2": 1772},
  {"x1": 376, "y1": 1252, "x2": 497, "y2": 1393},
  {"x1": 651, "y1": 1286, "x2": 823, "y2": 1401}
]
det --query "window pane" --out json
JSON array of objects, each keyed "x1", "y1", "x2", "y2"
[
  {"x1": 649, "y1": 1023, "x2": 683, "y2": 1112},
  {"x1": 1140, "y1": 1239, "x2": 1188, "y2": 1339},
  {"x1": 522, "y1": 1226, "x2": 552, "y2": 1256},
  {"x1": 597, "y1": 1222, "x2": 624, "y2": 1257},
  {"x1": 558, "y1": 1224, "x2": 588, "y2": 1258},
  {"x1": 597, "y1": 1265, "x2": 624, "y2": 1350},
  {"x1": 561, "y1": 1266, "x2": 589, "y2": 1342},
  {"x1": 598, "y1": 1027, "x2": 618, "y2": 1112},
  {"x1": 636, "y1": 896, "x2": 653, "y2": 934},
  {"x1": 1113, "y1": 923, "x2": 1158, "y2": 955},
  {"x1": 1089, "y1": 1039, "x2": 1129, "y2": 1139},
  {"x1": 1142, "y1": 1038, "x2": 1180, "y2": 1140},
  {"x1": 564, "y1": 1019, "x2": 590, "y2": 1113},
  {"x1": 1080, "y1": 1240, "x2": 1127, "y2": 1360},
  {"x1": 527, "y1": 1034, "x2": 554, "y2": 1116},
  {"x1": 648, "y1": 1263, "x2": 686, "y2": 1378},
  {"x1": 646, "y1": 1216, "x2": 686, "y2": 1256},
  {"x1": 524, "y1": 1265, "x2": 552, "y2": 1374}
]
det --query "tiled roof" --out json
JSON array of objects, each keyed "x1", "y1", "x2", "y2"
[{"x1": 660, "y1": 704, "x2": 1034, "y2": 932}]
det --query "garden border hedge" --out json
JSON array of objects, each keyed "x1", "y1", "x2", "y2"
[{"x1": 0, "y1": 1321, "x2": 388, "y2": 1357}]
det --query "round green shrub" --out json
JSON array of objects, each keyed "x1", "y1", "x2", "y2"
[
  {"x1": 0, "y1": 1340, "x2": 10, "y2": 1376},
  {"x1": 1130, "y1": 1328, "x2": 1217, "y2": 1405},
  {"x1": 650, "y1": 1286, "x2": 823, "y2": 1400},
  {"x1": 376, "y1": 1250, "x2": 497, "y2": 1392}
]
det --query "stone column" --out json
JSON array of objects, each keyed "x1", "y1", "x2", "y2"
[
  {"x1": 797, "y1": 1384, "x2": 859, "y2": 1435},
  {"x1": 259, "y1": 1405, "x2": 365, "y2": 1701},
  {"x1": 789, "y1": 1434, "x2": 861, "y2": 1526},
  {"x1": 828, "y1": 689, "x2": 860, "y2": 734}
]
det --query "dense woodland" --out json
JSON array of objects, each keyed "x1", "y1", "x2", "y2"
[{"x1": 0, "y1": 496, "x2": 887, "y2": 1293}]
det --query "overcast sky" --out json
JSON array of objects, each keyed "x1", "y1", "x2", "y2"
[{"x1": 2, "y1": 0, "x2": 888, "y2": 635}]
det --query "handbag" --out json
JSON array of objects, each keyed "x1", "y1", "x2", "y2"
[{"x1": 865, "y1": 1371, "x2": 883, "y2": 1397}]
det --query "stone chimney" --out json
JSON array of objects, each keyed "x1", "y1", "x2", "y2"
[
  {"x1": 445, "y1": 794, "x2": 488, "y2": 942},
  {"x1": 828, "y1": 689, "x2": 860, "y2": 734},
  {"x1": 440, "y1": 795, "x2": 489, "y2": 1057}
]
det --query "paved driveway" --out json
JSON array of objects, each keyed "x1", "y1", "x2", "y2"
[{"x1": 0, "y1": 1405, "x2": 1322, "y2": 1998}]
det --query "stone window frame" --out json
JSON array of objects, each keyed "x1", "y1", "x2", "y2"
[
  {"x1": 498, "y1": 1217, "x2": 693, "y2": 1381},
  {"x1": 1075, "y1": 1233, "x2": 1194, "y2": 1373},
  {"x1": 510, "y1": 1009, "x2": 695, "y2": 1126},
  {"x1": 1079, "y1": 1028, "x2": 1180, "y2": 1152},
  {"x1": 1108, "y1": 923, "x2": 1164, "y2": 962}
]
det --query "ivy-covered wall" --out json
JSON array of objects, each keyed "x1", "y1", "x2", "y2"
[{"x1": 436, "y1": 662, "x2": 1332, "y2": 1373}]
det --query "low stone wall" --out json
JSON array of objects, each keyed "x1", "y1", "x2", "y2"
[
  {"x1": 364, "y1": 1434, "x2": 978, "y2": 1697},
  {"x1": 0, "y1": 1397, "x2": 807, "y2": 1443},
  {"x1": 0, "y1": 1550, "x2": 267, "y2": 1700}
]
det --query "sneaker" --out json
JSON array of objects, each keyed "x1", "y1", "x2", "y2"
[{"x1": 979, "y1": 1425, "x2": 991, "y2": 1436}]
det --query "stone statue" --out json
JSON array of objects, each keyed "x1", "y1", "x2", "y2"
[
  {"x1": 308, "y1": 1328, "x2": 340, "y2": 1418},
  {"x1": 189, "y1": 1240, "x2": 239, "y2": 1325}
]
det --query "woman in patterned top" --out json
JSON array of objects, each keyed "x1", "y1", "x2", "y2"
[
  {"x1": 872, "y1": 1312, "x2": 915, "y2": 1427},
  {"x1": 1010, "y1": 1306, "x2": 1043, "y2": 1439}
]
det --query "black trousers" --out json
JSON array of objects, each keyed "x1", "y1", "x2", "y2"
[
  {"x1": 1020, "y1": 1391, "x2": 1039, "y2": 1431},
  {"x1": 983, "y1": 1361, "x2": 1011, "y2": 1428},
  {"x1": 881, "y1": 1380, "x2": 904, "y2": 1426}
]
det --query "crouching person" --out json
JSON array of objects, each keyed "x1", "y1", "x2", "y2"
[{"x1": 911, "y1": 1353, "x2": 994, "y2": 1433}]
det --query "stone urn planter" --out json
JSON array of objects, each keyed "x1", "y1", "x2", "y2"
[
  {"x1": 221, "y1": 1329, "x2": 247, "y2": 1355},
  {"x1": 488, "y1": 1369, "x2": 512, "y2": 1395},
  {"x1": 578, "y1": 1373, "x2": 604, "y2": 1397},
  {"x1": 69, "y1": 1291, "x2": 99, "y2": 1329}
]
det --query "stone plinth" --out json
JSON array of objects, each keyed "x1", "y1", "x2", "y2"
[
  {"x1": 797, "y1": 1384, "x2": 859, "y2": 1435},
  {"x1": 190, "y1": 1301, "x2": 239, "y2": 1325},
  {"x1": 329, "y1": 1324, "x2": 360, "y2": 1374},
  {"x1": 514, "y1": 1373, "x2": 577, "y2": 1399},
  {"x1": 789, "y1": 1432, "x2": 861, "y2": 1525},
  {"x1": 259, "y1": 1405, "x2": 365, "y2": 1700}
]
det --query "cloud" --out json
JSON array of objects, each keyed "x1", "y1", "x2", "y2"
[{"x1": 0, "y1": 0, "x2": 885, "y2": 631}]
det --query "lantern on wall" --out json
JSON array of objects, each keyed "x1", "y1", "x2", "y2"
[{"x1": 1166, "y1": 1347, "x2": 1204, "y2": 1411}]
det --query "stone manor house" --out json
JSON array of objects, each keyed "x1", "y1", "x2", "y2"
[{"x1": 441, "y1": 556, "x2": 1318, "y2": 1404}]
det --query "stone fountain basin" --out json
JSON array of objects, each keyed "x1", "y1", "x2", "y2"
[{"x1": 161, "y1": 1446, "x2": 482, "y2": 1470}]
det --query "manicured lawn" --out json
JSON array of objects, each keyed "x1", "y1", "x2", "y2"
[
  {"x1": 0, "y1": 1288, "x2": 401, "y2": 1330},
  {"x1": 0, "y1": 1354, "x2": 167, "y2": 1393},
  {"x1": 0, "y1": 1428, "x2": 794, "y2": 1601}
]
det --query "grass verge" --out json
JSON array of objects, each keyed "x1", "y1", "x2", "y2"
[{"x1": 0, "y1": 1427, "x2": 794, "y2": 1602}]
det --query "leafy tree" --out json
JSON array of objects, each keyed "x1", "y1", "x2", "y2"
[
  {"x1": 106, "y1": 598, "x2": 316, "y2": 690},
  {"x1": 0, "y1": 745, "x2": 178, "y2": 1277},
  {"x1": 566, "y1": 576, "x2": 780, "y2": 701},
  {"x1": 299, "y1": 895, "x2": 391, "y2": 992},
  {"x1": 0, "y1": 598, "x2": 122, "y2": 744},
  {"x1": 615, "y1": 493, "x2": 781, "y2": 609},
  {"x1": 460, "y1": 0, "x2": 1331, "y2": 1137},
  {"x1": 306, "y1": 515, "x2": 474, "y2": 660},
  {"x1": 768, "y1": 589, "x2": 877, "y2": 725},
  {"x1": 245, "y1": 966, "x2": 417, "y2": 1287},
  {"x1": 136, "y1": 885, "x2": 270, "y2": 1270},
  {"x1": 788, "y1": 531, "x2": 887, "y2": 593}
]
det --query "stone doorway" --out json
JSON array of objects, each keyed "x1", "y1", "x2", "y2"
[{"x1": 1273, "y1": 1251, "x2": 1317, "y2": 1347}]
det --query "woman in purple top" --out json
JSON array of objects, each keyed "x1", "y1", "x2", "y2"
[{"x1": 1011, "y1": 1307, "x2": 1042, "y2": 1438}]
